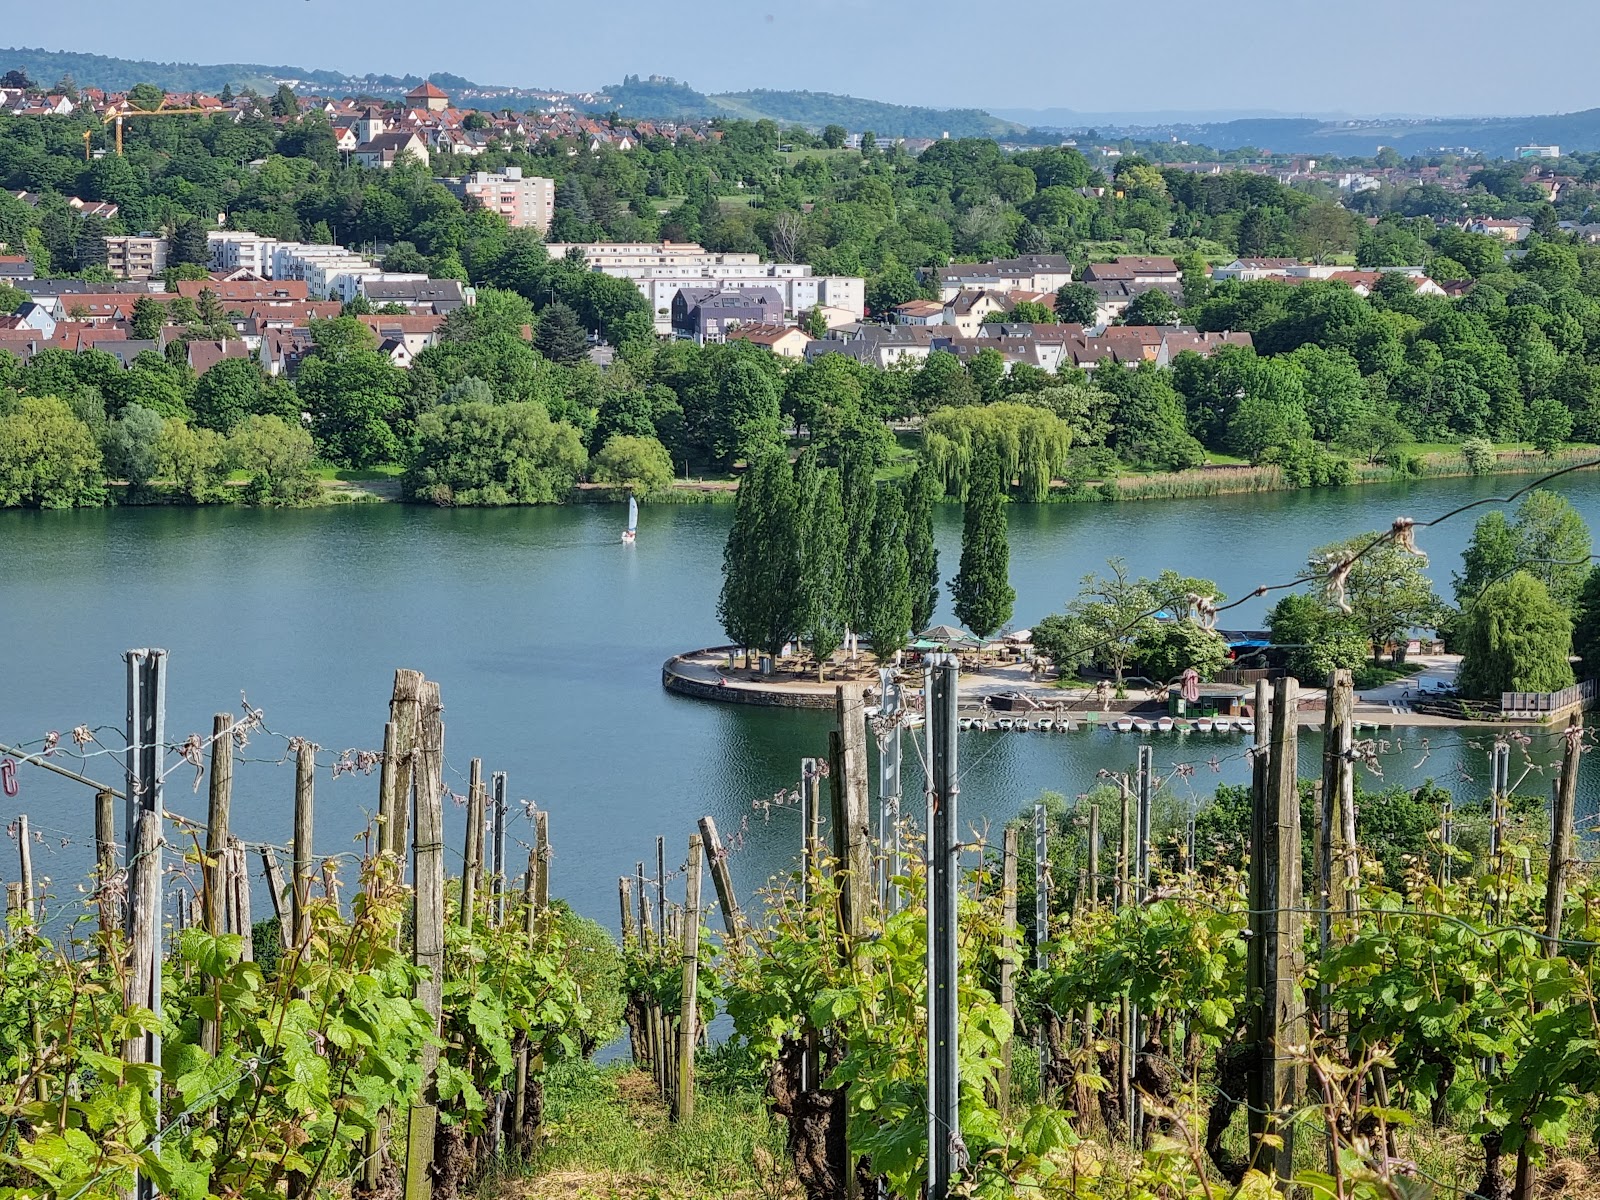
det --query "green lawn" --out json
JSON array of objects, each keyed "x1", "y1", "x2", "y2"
[
  {"x1": 777, "y1": 147, "x2": 859, "y2": 165},
  {"x1": 312, "y1": 465, "x2": 405, "y2": 481}
]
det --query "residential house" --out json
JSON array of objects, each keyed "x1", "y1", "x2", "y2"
[
  {"x1": 357, "y1": 314, "x2": 446, "y2": 359},
  {"x1": 261, "y1": 327, "x2": 316, "y2": 377},
  {"x1": 183, "y1": 339, "x2": 252, "y2": 375},
  {"x1": 361, "y1": 278, "x2": 468, "y2": 314},
  {"x1": 893, "y1": 299, "x2": 947, "y2": 325},
  {"x1": 725, "y1": 324, "x2": 813, "y2": 358},
  {"x1": 808, "y1": 323, "x2": 958, "y2": 369},
  {"x1": 1210, "y1": 257, "x2": 1299, "y2": 282},
  {"x1": 0, "y1": 254, "x2": 34, "y2": 282},
  {"x1": 354, "y1": 130, "x2": 429, "y2": 169},
  {"x1": 670, "y1": 287, "x2": 785, "y2": 343},
  {"x1": 1467, "y1": 217, "x2": 1531, "y2": 242},
  {"x1": 1080, "y1": 256, "x2": 1182, "y2": 285},
  {"x1": 178, "y1": 278, "x2": 310, "y2": 306},
  {"x1": 1082, "y1": 278, "x2": 1183, "y2": 325},
  {"x1": 932, "y1": 254, "x2": 1074, "y2": 300}
]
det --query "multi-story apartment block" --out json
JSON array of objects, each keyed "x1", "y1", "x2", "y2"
[
  {"x1": 542, "y1": 241, "x2": 865, "y2": 332},
  {"x1": 438, "y1": 167, "x2": 555, "y2": 232},
  {"x1": 105, "y1": 235, "x2": 169, "y2": 280}
]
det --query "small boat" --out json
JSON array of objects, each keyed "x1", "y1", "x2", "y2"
[
  {"x1": 997, "y1": 718, "x2": 1015, "y2": 731},
  {"x1": 1238, "y1": 718, "x2": 1256, "y2": 735},
  {"x1": 1194, "y1": 718, "x2": 1213, "y2": 733},
  {"x1": 958, "y1": 717, "x2": 973, "y2": 732},
  {"x1": 1212, "y1": 719, "x2": 1232, "y2": 734},
  {"x1": 1133, "y1": 719, "x2": 1154, "y2": 734},
  {"x1": 622, "y1": 493, "x2": 638, "y2": 544},
  {"x1": 1038, "y1": 718, "x2": 1054, "y2": 732},
  {"x1": 1113, "y1": 718, "x2": 1134, "y2": 733},
  {"x1": 1156, "y1": 717, "x2": 1175, "y2": 733}
]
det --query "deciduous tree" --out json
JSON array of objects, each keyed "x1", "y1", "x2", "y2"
[{"x1": 1457, "y1": 572, "x2": 1573, "y2": 699}]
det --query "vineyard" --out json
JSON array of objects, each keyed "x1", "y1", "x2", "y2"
[{"x1": 0, "y1": 656, "x2": 1597, "y2": 1200}]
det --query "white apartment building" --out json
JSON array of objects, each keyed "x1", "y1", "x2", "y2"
[
  {"x1": 438, "y1": 167, "x2": 555, "y2": 232},
  {"x1": 208, "y1": 231, "x2": 279, "y2": 276},
  {"x1": 543, "y1": 241, "x2": 865, "y2": 332}
]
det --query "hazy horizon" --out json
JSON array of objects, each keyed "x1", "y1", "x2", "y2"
[{"x1": 4, "y1": 0, "x2": 1594, "y2": 118}]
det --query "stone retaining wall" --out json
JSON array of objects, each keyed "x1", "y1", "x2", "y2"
[{"x1": 661, "y1": 649, "x2": 838, "y2": 710}]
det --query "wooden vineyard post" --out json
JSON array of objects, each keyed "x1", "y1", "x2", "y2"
[
  {"x1": 407, "y1": 676, "x2": 446, "y2": 1200},
  {"x1": 95, "y1": 787, "x2": 117, "y2": 944},
  {"x1": 1117, "y1": 774, "x2": 1131, "y2": 1133},
  {"x1": 377, "y1": 720, "x2": 399, "y2": 869},
  {"x1": 656, "y1": 835, "x2": 667, "y2": 945},
  {"x1": 830, "y1": 683, "x2": 874, "y2": 942},
  {"x1": 201, "y1": 713, "x2": 233, "y2": 1056},
  {"x1": 998, "y1": 825, "x2": 1018, "y2": 1115},
  {"x1": 1318, "y1": 670, "x2": 1357, "y2": 1040},
  {"x1": 291, "y1": 741, "x2": 315, "y2": 950},
  {"x1": 16, "y1": 813, "x2": 33, "y2": 927},
  {"x1": 230, "y1": 838, "x2": 252, "y2": 960},
  {"x1": 1033, "y1": 799, "x2": 1050, "y2": 1092},
  {"x1": 927, "y1": 657, "x2": 961, "y2": 1200},
  {"x1": 491, "y1": 771, "x2": 507, "y2": 925},
  {"x1": 698, "y1": 815, "x2": 743, "y2": 947},
  {"x1": 1247, "y1": 677, "x2": 1304, "y2": 1190},
  {"x1": 260, "y1": 847, "x2": 287, "y2": 923},
  {"x1": 1084, "y1": 802, "x2": 1100, "y2": 1049},
  {"x1": 461, "y1": 758, "x2": 483, "y2": 927},
  {"x1": 675, "y1": 833, "x2": 703, "y2": 1121},
  {"x1": 534, "y1": 811, "x2": 550, "y2": 913},
  {"x1": 513, "y1": 851, "x2": 541, "y2": 1150}
]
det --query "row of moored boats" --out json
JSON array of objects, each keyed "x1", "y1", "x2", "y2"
[{"x1": 958, "y1": 715, "x2": 1256, "y2": 735}]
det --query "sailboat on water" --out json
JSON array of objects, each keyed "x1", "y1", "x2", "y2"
[{"x1": 622, "y1": 493, "x2": 638, "y2": 544}]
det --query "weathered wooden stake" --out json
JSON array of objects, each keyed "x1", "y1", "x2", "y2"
[
  {"x1": 830, "y1": 684, "x2": 873, "y2": 940},
  {"x1": 675, "y1": 833, "x2": 703, "y2": 1121},
  {"x1": 534, "y1": 810, "x2": 550, "y2": 913},
  {"x1": 697, "y1": 814, "x2": 743, "y2": 946},
  {"x1": 461, "y1": 758, "x2": 483, "y2": 927},
  {"x1": 15, "y1": 814, "x2": 33, "y2": 927},
  {"x1": 491, "y1": 771, "x2": 508, "y2": 925},
  {"x1": 407, "y1": 675, "x2": 446, "y2": 1200},
  {"x1": 377, "y1": 720, "x2": 399, "y2": 863},
  {"x1": 291, "y1": 741, "x2": 315, "y2": 949},
  {"x1": 95, "y1": 787, "x2": 116, "y2": 943},
  {"x1": 203, "y1": 713, "x2": 233, "y2": 937},
  {"x1": 230, "y1": 838, "x2": 253, "y2": 960},
  {"x1": 260, "y1": 846, "x2": 287, "y2": 923},
  {"x1": 1247, "y1": 677, "x2": 1304, "y2": 1189}
]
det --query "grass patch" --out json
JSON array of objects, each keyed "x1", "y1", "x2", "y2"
[
  {"x1": 1351, "y1": 661, "x2": 1425, "y2": 690},
  {"x1": 517, "y1": 1060, "x2": 793, "y2": 1199},
  {"x1": 312, "y1": 464, "x2": 404, "y2": 481}
]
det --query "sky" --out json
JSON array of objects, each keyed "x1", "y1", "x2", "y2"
[{"x1": 4, "y1": 0, "x2": 1595, "y2": 118}]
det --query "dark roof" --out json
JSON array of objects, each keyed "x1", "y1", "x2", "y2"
[{"x1": 362, "y1": 279, "x2": 464, "y2": 303}]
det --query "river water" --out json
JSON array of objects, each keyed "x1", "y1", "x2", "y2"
[{"x1": 4, "y1": 470, "x2": 1599, "y2": 933}]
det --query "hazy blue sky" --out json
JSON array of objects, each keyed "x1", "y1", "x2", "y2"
[{"x1": 5, "y1": 0, "x2": 1593, "y2": 116}]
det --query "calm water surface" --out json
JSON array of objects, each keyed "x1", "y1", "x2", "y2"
[{"x1": 4, "y1": 471, "x2": 1599, "y2": 931}]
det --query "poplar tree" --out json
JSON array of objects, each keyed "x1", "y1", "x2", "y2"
[
  {"x1": 840, "y1": 439, "x2": 877, "y2": 654},
  {"x1": 718, "y1": 452, "x2": 800, "y2": 661},
  {"x1": 861, "y1": 483, "x2": 913, "y2": 663},
  {"x1": 793, "y1": 450, "x2": 846, "y2": 680},
  {"x1": 949, "y1": 447, "x2": 1015, "y2": 640},
  {"x1": 903, "y1": 463, "x2": 941, "y2": 634}
]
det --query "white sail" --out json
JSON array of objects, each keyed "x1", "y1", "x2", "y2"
[{"x1": 628, "y1": 494, "x2": 639, "y2": 533}]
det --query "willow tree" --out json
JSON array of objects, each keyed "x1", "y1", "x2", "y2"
[
  {"x1": 1457, "y1": 572, "x2": 1573, "y2": 699},
  {"x1": 949, "y1": 447, "x2": 1016, "y2": 640},
  {"x1": 903, "y1": 463, "x2": 941, "y2": 634},
  {"x1": 921, "y1": 402, "x2": 1073, "y2": 502},
  {"x1": 860, "y1": 483, "x2": 913, "y2": 664},
  {"x1": 718, "y1": 451, "x2": 800, "y2": 662},
  {"x1": 793, "y1": 450, "x2": 846, "y2": 679}
]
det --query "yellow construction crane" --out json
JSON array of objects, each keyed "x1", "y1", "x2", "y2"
[{"x1": 83, "y1": 105, "x2": 210, "y2": 159}]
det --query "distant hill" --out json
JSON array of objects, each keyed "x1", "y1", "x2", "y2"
[
  {"x1": 0, "y1": 45, "x2": 483, "y2": 98},
  {"x1": 1047, "y1": 110, "x2": 1600, "y2": 158},
  {"x1": 593, "y1": 76, "x2": 1022, "y2": 139}
]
